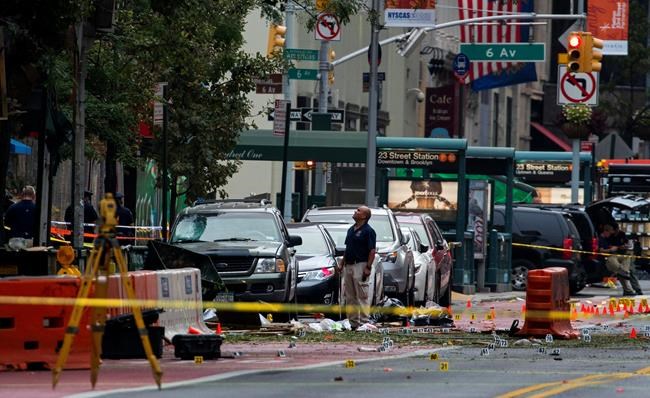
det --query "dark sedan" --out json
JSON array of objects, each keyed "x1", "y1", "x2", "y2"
[{"x1": 287, "y1": 223, "x2": 340, "y2": 305}]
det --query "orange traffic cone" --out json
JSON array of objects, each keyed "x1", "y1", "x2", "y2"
[
  {"x1": 466, "y1": 299, "x2": 472, "y2": 309},
  {"x1": 521, "y1": 304, "x2": 526, "y2": 314},
  {"x1": 490, "y1": 307, "x2": 496, "y2": 320},
  {"x1": 447, "y1": 305, "x2": 453, "y2": 315},
  {"x1": 188, "y1": 326, "x2": 202, "y2": 335},
  {"x1": 630, "y1": 327, "x2": 637, "y2": 339},
  {"x1": 216, "y1": 322, "x2": 222, "y2": 335},
  {"x1": 581, "y1": 303, "x2": 587, "y2": 313},
  {"x1": 601, "y1": 306, "x2": 607, "y2": 316},
  {"x1": 637, "y1": 302, "x2": 644, "y2": 313}
]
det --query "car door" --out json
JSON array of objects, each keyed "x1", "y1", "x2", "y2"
[{"x1": 427, "y1": 219, "x2": 451, "y2": 288}]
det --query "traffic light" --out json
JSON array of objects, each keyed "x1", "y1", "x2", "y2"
[
  {"x1": 586, "y1": 33, "x2": 604, "y2": 73},
  {"x1": 567, "y1": 32, "x2": 584, "y2": 72},
  {"x1": 294, "y1": 161, "x2": 315, "y2": 170},
  {"x1": 266, "y1": 23, "x2": 287, "y2": 57},
  {"x1": 328, "y1": 48, "x2": 336, "y2": 86}
]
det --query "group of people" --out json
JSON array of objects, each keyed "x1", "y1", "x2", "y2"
[
  {"x1": 598, "y1": 223, "x2": 643, "y2": 296},
  {"x1": 2, "y1": 186, "x2": 134, "y2": 245}
]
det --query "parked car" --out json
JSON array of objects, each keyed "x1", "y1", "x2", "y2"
[
  {"x1": 518, "y1": 204, "x2": 608, "y2": 284},
  {"x1": 395, "y1": 212, "x2": 453, "y2": 307},
  {"x1": 168, "y1": 199, "x2": 302, "y2": 303},
  {"x1": 302, "y1": 206, "x2": 415, "y2": 304},
  {"x1": 286, "y1": 223, "x2": 339, "y2": 305},
  {"x1": 400, "y1": 227, "x2": 432, "y2": 306},
  {"x1": 320, "y1": 223, "x2": 384, "y2": 305},
  {"x1": 493, "y1": 205, "x2": 586, "y2": 294}
]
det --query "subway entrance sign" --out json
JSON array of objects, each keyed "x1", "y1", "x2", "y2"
[
  {"x1": 459, "y1": 43, "x2": 546, "y2": 62},
  {"x1": 377, "y1": 149, "x2": 458, "y2": 172}
]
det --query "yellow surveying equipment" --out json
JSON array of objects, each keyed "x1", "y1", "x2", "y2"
[{"x1": 52, "y1": 193, "x2": 162, "y2": 389}]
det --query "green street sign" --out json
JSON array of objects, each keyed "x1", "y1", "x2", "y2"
[
  {"x1": 459, "y1": 43, "x2": 546, "y2": 62},
  {"x1": 284, "y1": 48, "x2": 319, "y2": 61},
  {"x1": 288, "y1": 68, "x2": 319, "y2": 80}
]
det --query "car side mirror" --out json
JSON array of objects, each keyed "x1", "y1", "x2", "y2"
[
  {"x1": 287, "y1": 235, "x2": 302, "y2": 247},
  {"x1": 335, "y1": 246, "x2": 346, "y2": 257},
  {"x1": 419, "y1": 243, "x2": 429, "y2": 253},
  {"x1": 435, "y1": 240, "x2": 445, "y2": 251},
  {"x1": 402, "y1": 235, "x2": 410, "y2": 245}
]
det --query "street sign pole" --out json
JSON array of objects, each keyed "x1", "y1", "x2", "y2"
[
  {"x1": 314, "y1": 39, "x2": 330, "y2": 196},
  {"x1": 282, "y1": 1, "x2": 294, "y2": 221},
  {"x1": 571, "y1": 0, "x2": 585, "y2": 203},
  {"x1": 279, "y1": 100, "x2": 291, "y2": 218},
  {"x1": 366, "y1": 0, "x2": 380, "y2": 206}
]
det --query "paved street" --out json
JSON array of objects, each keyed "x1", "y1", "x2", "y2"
[{"x1": 78, "y1": 346, "x2": 650, "y2": 398}]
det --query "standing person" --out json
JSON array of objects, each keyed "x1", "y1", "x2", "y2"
[
  {"x1": 4, "y1": 186, "x2": 36, "y2": 241},
  {"x1": 115, "y1": 192, "x2": 134, "y2": 246},
  {"x1": 608, "y1": 224, "x2": 643, "y2": 296},
  {"x1": 337, "y1": 206, "x2": 376, "y2": 330},
  {"x1": 65, "y1": 191, "x2": 99, "y2": 242}
]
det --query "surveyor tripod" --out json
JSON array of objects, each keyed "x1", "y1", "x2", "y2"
[{"x1": 52, "y1": 193, "x2": 162, "y2": 389}]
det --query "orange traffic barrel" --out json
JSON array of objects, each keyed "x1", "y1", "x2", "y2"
[{"x1": 516, "y1": 267, "x2": 579, "y2": 339}]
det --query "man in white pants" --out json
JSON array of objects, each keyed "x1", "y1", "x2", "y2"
[{"x1": 337, "y1": 206, "x2": 377, "y2": 330}]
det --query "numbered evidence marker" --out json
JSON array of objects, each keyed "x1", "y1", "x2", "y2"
[
  {"x1": 583, "y1": 334, "x2": 592, "y2": 343},
  {"x1": 487, "y1": 343, "x2": 495, "y2": 350},
  {"x1": 480, "y1": 347, "x2": 490, "y2": 356},
  {"x1": 194, "y1": 356, "x2": 204, "y2": 364},
  {"x1": 550, "y1": 348, "x2": 561, "y2": 356},
  {"x1": 545, "y1": 334, "x2": 554, "y2": 343},
  {"x1": 454, "y1": 314, "x2": 462, "y2": 321},
  {"x1": 344, "y1": 359, "x2": 356, "y2": 368},
  {"x1": 470, "y1": 313, "x2": 476, "y2": 321},
  {"x1": 439, "y1": 362, "x2": 449, "y2": 372},
  {"x1": 499, "y1": 339, "x2": 508, "y2": 348},
  {"x1": 469, "y1": 327, "x2": 478, "y2": 333},
  {"x1": 537, "y1": 347, "x2": 546, "y2": 354},
  {"x1": 430, "y1": 353, "x2": 439, "y2": 361}
]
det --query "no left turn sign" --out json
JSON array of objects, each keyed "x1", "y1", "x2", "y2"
[
  {"x1": 315, "y1": 13, "x2": 341, "y2": 41},
  {"x1": 557, "y1": 65, "x2": 599, "y2": 106}
]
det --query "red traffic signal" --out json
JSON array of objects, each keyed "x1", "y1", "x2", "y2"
[{"x1": 568, "y1": 34, "x2": 582, "y2": 49}]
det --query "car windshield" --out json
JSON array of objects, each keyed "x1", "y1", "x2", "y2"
[
  {"x1": 307, "y1": 213, "x2": 395, "y2": 242},
  {"x1": 290, "y1": 228, "x2": 329, "y2": 256},
  {"x1": 398, "y1": 219, "x2": 431, "y2": 246},
  {"x1": 323, "y1": 227, "x2": 348, "y2": 247},
  {"x1": 170, "y1": 212, "x2": 281, "y2": 242}
]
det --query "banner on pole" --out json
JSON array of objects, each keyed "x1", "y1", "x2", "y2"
[{"x1": 587, "y1": 0, "x2": 629, "y2": 55}]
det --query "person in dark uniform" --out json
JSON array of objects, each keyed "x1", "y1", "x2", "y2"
[
  {"x1": 115, "y1": 192, "x2": 134, "y2": 246},
  {"x1": 336, "y1": 206, "x2": 376, "y2": 330},
  {"x1": 4, "y1": 186, "x2": 36, "y2": 240},
  {"x1": 65, "y1": 191, "x2": 99, "y2": 242}
]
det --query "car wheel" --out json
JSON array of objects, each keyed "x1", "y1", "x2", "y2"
[{"x1": 511, "y1": 259, "x2": 533, "y2": 291}]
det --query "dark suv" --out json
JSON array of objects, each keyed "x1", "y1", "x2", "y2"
[
  {"x1": 493, "y1": 206, "x2": 586, "y2": 293},
  {"x1": 302, "y1": 206, "x2": 416, "y2": 304},
  {"x1": 518, "y1": 204, "x2": 608, "y2": 284},
  {"x1": 168, "y1": 199, "x2": 302, "y2": 303}
]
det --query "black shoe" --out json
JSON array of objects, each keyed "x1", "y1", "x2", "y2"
[
  {"x1": 635, "y1": 290, "x2": 643, "y2": 295},
  {"x1": 622, "y1": 292, "x2": 636, "y2": 296}
]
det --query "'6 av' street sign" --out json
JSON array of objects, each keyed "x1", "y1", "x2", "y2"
[{"x1": 459, "y1": 43, "x2": 546, "y2": 62}]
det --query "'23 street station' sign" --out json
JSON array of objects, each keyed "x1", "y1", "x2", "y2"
[{"x1": 377, "y1": 150, "x2": 457, "y2": 171}]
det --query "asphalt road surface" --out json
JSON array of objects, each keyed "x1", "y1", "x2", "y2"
[{"x1": 79, "y1": 344, "x2": 650, "y2": 398}]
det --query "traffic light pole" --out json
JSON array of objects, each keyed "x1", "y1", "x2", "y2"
[
  {"x1": 570, "y1": 0, "x2": 585, "y2": 204},
  {"x1": 365, "y1": 0, "x2": 380, "y2": 206}
]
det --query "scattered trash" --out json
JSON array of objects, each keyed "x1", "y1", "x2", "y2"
[
  {"x1": 357, "y1": 347, "x2": 379, "y2": 352},
  {"x1": 383, "y1": 367, "x2": 392, "y2": 372},
  {"x1": 203, "y1": 308, "x2": 217, "y2": 322},
  {"x1": 513, "y1": 339, "x2": 532, "y2": 346},
  {"x1": 356, "y1": 323, "x2": 378, "y2": 332},
  {"x1": 369, "y1": 297, "x2": 408, "y2": 323}
]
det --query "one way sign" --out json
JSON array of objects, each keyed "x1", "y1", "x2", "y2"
[
  {"x1": 268, "y1": 108, "x2": 302, "y2": 122},
  {"x1": 301, "y1": 108, "x2": 344, "y2": 123},
  {"x1": 268, "y1": 107, "x2": 344, "y2": 123}
]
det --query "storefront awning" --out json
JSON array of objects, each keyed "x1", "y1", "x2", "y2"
[
  {"x1": 530, "y1": 122, "x2": 571, "y2": 152},
  {"x1": 10, "y1": 139, "x2": 32, "y2": 155}
]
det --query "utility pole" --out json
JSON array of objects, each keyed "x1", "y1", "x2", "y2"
[
  {"x1": 73, "y1": 21, "x2": 91, "y2": 255},
  {"x1": 365, "y1": 0, "x2": 381, "y2": 207}
]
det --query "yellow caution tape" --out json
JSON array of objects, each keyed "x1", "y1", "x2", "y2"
[{"x1": 511, "y1": 242, "x2": 650, "y2": 261}]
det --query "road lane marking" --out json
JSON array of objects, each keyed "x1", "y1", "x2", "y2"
[{"x1": 499, "y1": 366, "x2": 650, "y2": 398}]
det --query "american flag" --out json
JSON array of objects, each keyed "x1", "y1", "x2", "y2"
[{"x1": 457, "y1": 0, "x2": 528, "y2": 83}]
